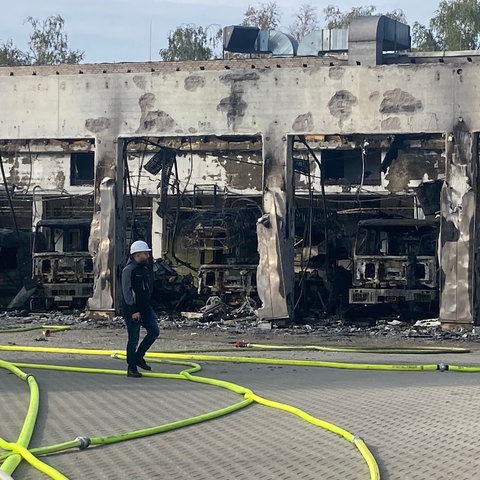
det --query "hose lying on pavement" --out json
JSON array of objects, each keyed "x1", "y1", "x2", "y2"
[
  {"x1": 0, "y1": 338, "x2": 473, "y2": 480},
  {"x1": 0, "y1": 344, "x2": 381, "y2": 480},
  {"x1": 233, "y1": 342, "x2": 470, "y2": 355},
  {"x1": 0, "y1": 360, "x2": 40, "y2": 479},
  {"x1": 0, "y1": 326, "x2": 70, "y2": 334}
]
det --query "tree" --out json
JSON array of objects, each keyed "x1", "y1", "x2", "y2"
[
  {"x1": 0, "y1": 40, "x2": 29, "y2": 66},
  {"x1": 159, "y1": 25, "x2": 222, "y2": 61},
  {"x1": 289, "y1": 3, "x2": 319, "y2": 42},
  {"x1": 242, "y1": 1, "x2": 281, "y2": 30},
  {"x1": 323, "y1": 5, "x2": 406, "y2": 29},
  {"x1": 411, "y1": 23, "x2": 442, "y2": 51},
  {"x1": 27, "y1": 15, "x2": 84, "y2": 64},
  {"x1": 0, "y1": 15, "x2": 84, "y2": 66},
  {"x1": 413, "y1": 0, "x2": 480, "y2": 51}
]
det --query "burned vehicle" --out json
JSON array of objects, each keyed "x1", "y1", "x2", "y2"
[
  {"x1": 349, "y1": 219, "x2": 438, "y2": 309},
  {"x1": 30, "y1": 218, "x2": 93, "y2": 310}
]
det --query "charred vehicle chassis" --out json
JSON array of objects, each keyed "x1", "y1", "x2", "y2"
[{"x1": 30, "y1": 218, "x2": 94, "y2": 310}]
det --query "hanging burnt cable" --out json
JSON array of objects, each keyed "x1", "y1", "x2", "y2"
[
  {"x1": 293, "y1": 159, "x2": 314, "y2": 312},
  {"x1": 297, "y1": 137, "x2": 329, "y2": 267},
  {"x1": 127, "y1": 141, "x2": 149, "y2": 241},
  {"x1": 296, "y1": 137, "x2": 331, "y2": 310},
  {"x1": 356, "y1": 140, "x2": 368, "y2": 208},
  {"x1": 228, "y1": 196, "x2": 263, "y2": 216},
  {"x1": 123, "y1": 141, "x2": 141, "y2": 244},
  {"x1": 0, "y1": 152, "x2": 20, "y2": 239},
  {"x1": 170, "y1": 139, "x2": 196, "y2": 272}
]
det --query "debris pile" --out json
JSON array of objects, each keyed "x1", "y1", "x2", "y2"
[{"x1": 0, "y1": 309, "x2": 478, "y2": 344}]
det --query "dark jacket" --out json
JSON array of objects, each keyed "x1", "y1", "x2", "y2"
[{"x1": 121, "y1": 258, "x2": 152, "y2": 317}]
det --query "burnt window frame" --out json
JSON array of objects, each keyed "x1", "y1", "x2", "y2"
[
  {"x1": 322, "y1": 149, "x2": 382, "y2": 185},
  {"x1": 70, "y1": 152, "x2": 94, "y2": 186}
]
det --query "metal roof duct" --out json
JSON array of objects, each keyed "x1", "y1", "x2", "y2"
[
  {"x1": 348, "y1": 15, "x2": 411, "y2": 66},
  {"x1": 268, "y1": 31, "x2": 298, "y2": 56},
  {"x1": 297, "y1": 29, "x2": 348, "y2": 56},
  {"x1": 222, "y1": 16, "x2": 410, "y2": 62},
  {"x1": 222, "y1": 26, "x2": 297, "y2": 56}
]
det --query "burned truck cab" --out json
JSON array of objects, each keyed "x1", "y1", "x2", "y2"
[
  {"x1": 30, "y1": 218, "x2": 93, "y2": 310},
  {"x1": 349, "y1": 219, "x2": 438, "y2": 308}
]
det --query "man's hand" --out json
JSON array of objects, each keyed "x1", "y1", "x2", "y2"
[{"x1": 132, "y1": 312, "x2": 141, "y2": 321}]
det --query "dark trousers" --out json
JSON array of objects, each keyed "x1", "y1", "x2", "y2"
[{"x1": 125, "y1": 307, "x2": 159, "y2": 370}]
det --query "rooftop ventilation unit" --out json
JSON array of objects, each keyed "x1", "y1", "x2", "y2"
[
  {"x1": 222, "y1": 26, "x2": 297, "y2": 56},
  {"x1": 348, "y1": 15, "x2": 411, "y2": 66},
  {"x1": 223, "y1": 25, "x2": 260, "y2": 53},
  {"x1": 297, "y1": 29, "x2": 348, "y2": 56},
  {"x1": 268, "y1": 31, "x2": 298, "y2": 56},
  {"x1": 222, "y1": 16, "x2": 411, "y2": 63}
]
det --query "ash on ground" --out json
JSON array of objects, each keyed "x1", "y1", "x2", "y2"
[{"x1": 0, "y1": 309, "x2": 478, "y2": 347}]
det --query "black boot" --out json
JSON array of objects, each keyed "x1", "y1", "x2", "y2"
[{"x1": 136, "y1": 356, "x2": 152, "y2": 371}]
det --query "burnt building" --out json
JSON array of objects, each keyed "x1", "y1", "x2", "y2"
[{"x1": 0, "y1": 16, "x2": 476, "y2": 329}]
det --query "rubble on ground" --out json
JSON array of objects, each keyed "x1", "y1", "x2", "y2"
[{"x1": 0, "y1": 309, "x2": 478, "y2": 344}]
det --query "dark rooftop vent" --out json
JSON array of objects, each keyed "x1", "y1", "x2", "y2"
[{"x1": 223, "y1": 25, "x2": 260, "y2": 53}]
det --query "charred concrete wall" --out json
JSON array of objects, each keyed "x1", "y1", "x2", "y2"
[
  {"x1": 0, "y1": 60, "x2": 468, "y2": 139},
  {"x1": 0, "y1": 57, "x2": 477, "y2": 324}
]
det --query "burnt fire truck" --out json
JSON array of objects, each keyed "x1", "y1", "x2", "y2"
[{"x1": 349, "y1": 218, "x2": 438, "y2": 309}]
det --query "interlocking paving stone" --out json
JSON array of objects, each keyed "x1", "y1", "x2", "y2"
[{"x1": 2, "y1": 347, "x2": 480, "y2": 479}]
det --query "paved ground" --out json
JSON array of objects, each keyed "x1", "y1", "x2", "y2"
[{"x1": 1, "y1": 326, "x2": 480, "y2": 479}]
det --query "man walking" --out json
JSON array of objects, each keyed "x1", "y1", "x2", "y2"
[{"x1": 121, "y1": 240, "x2": 159, "y2": 377}]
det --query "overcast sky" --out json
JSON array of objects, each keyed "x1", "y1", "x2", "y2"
[{"x1": 0, "y1": 1, "x2": 440, "y2": 64}]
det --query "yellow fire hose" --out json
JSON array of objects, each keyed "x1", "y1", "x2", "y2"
[
  {"x1": 0, "y1": 327, "x2": 475, "y2": 480},
  {"x1": 0, "y1": 360, "x2": 39, "y2": 478}
]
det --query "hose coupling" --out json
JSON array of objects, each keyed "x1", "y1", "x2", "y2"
[
  {"x1": 437, "y1": 363, "x2": 449, "y2": 371},
  {"x1": 234, "y1": 341, "x2": 251, "y2": 348},
  {"x1": 76, "y1": 436, "x2": 91, "y2": 450},
  {"x1": 351, "y1": 435, "x2": 362, "y2": 443}
]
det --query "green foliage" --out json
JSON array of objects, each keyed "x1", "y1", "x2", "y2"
[
  {"x1": 411, "y1": 22, "x2": 442, "y2": 51},
  {"x1": 0, "y1": 15, "x2": 84, "y2": 66},
  {"x1": 323, "y1": 5, "x2": 406, "y2": 29},
  {"x1": 242, "y1": 1, "x2": 281, "y2": 30},
  {"x1": 159, "y1": 25, "x2": 221, "y2": 61},
  {"x1": 0, "y1": 39, "x2": 29, "y2": 66},
  {"x1": 27, "y1": 15, "x2": 84, "y2": 64},
  {"x1": 413, "y1": 0, "x2": 480, "y2": 51},
  {"x1": 289, "y1": 3, "x2": 319, "y2": 41}
]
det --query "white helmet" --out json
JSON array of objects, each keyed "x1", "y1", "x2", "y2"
[{"x1": 130, "y1": 240, "x2": 151, "y2": 255}]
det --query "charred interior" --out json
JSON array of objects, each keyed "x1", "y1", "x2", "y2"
[
  {"x1": 0, "y1": 26, "x2": 478, "y2": 328},
  {"x1": 0, "y1": 131, "x2": 446, "y2": 322}
]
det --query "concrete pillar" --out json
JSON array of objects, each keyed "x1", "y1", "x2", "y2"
[
  {"x1": 439, "y1": 122, "x2": 476, "y2": 329},
  {"x1": 255, "y1": 126, "x2": 294, "y2": 321},
  {"x1": 87, "y1": 137, "x2": 125, "y2": 319}
]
